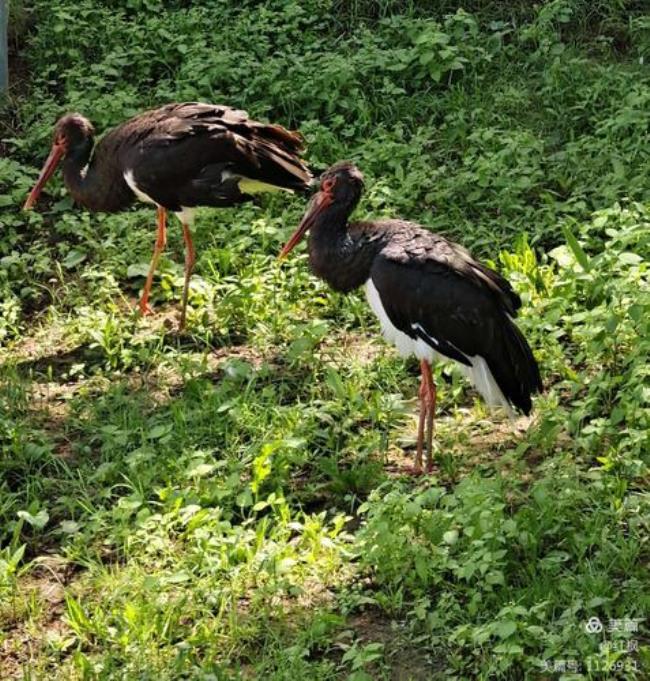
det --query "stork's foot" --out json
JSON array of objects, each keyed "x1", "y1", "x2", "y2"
[
  {"x1": 138, "y1": 298, "x2": 154, "y2": 316},
  {"x1": 410, "y1": 463, "x2": 425, "y2": 476}
]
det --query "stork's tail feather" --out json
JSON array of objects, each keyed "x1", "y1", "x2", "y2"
[
  {"x1": 247, "y1": 132, "x2": 313, "y2": 193},
  {"x1": 263, "y1": 124, "x2": 307, "y2": 153},
  {"x1": 463, "y1": 318, "x2": 542, "y2": 416}
]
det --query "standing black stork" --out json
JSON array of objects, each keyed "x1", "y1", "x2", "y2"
[
  {"x1": 24, "y1": 102, "x2": 312, "y2": 328},
  {"x1": 280, "y1": 162, "x2": 542, "y2": 474}
]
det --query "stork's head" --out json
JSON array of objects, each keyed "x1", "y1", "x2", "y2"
[
  {"x1": 53, "y1": 113, "x2": 95, "y2": 149},
  {"x1": 318, "y1": 161, "x2": 365, "y2": 208},
  {"x1": 279, "y1": 161, "x2": 365, "y2": 257},
  {"x1": 23, "y1": 113, "x2": 94, "y2": 210}
]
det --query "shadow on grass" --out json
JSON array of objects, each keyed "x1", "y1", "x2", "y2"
[
  {"x1": 5, "y1": 326, "x2": 250, "y2": 384},
  {"x1": 9, "y1": 344, "x2": 107, "y2": 381}
]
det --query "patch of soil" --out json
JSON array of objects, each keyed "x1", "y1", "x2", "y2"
[
  {"x1": 12, "y1": 332, "x2": 276, "y2": 463},
  {"x1": 322, "y1": 331, "x2": 383, "y2": 367},
  {"x1": 0, "y1": 555, "x2": 77, "y2": 679},
  {"x1": 15, "y1": 346, "x2": 108, "y2": 381},
  {"x1": 0, "y1": 323, "x2": 73, "y2": 367},
  {"x1": 345, "y1": 608, "x2": 442, "y2": 680}
]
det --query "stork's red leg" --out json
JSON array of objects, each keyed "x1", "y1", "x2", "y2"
[
  {"x1": 139, "y1": 206, "x2": 167, "y2": 316},
  {"x1": 179, "y1": 221, "x2": 196, "y2": 330},
  {"x1": 421, "y1": 360, "x2": 437, "y2": 473},
  {"x1": 415, "y1": 359, "x2": 437, "y2": 474},
  {"x1": 415, "y1": 374, "x2": 427, "y2": 474}
]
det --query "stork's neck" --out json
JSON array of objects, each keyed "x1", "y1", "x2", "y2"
[
  {"x1": 307, "y1": 201, "x2": 385, "y2": 293},
  {"x1": 62, "y1": 137, "x2": 132, "y2": 213}
]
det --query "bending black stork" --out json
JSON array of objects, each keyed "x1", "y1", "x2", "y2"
[
  {"x1": 280, "y1": 162, "x2": 542, "y2": 474},
  {"x1": 24, "y1": 102, "x2": 313, "y2": 328}
]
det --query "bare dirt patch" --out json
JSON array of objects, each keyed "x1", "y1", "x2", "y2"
[
  {"x1": 0, "y1": 555, "x2": 76, "y2": 680},
  {"x1": 345, "y1": 608, "x2": 442, "y2": 680},
  {"x1": 322, "y1": 331, "x2": 383, "y2": 367}
]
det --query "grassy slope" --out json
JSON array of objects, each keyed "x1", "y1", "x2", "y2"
[{"x1": 1, "y1": 1, "x2": 649, "y2": 678}]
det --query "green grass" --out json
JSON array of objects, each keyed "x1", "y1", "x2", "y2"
[{"x1": 1, "y1": 1, "x2": 649, "y2": 679}]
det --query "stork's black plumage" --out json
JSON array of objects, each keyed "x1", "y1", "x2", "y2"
[
  {"x1": 24, "y1": 102, "x2": 313, "y2": 327},
  {"x1": 280, "y1": 161, "x2": 542, "y2": 473}
]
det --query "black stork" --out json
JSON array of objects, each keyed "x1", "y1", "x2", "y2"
[
  {"x1": 24, "y1": 102, "x2": 313, "y2": 328},
  {"x1": 280, "y1": 162, "x2": 542, "y2": 474}
]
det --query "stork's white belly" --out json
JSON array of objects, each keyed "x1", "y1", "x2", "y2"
[
  {"x1": 365, "y1": 279, "x2": 441, "y2": 363},
  {"x1": 364, "y1": 278, "x2": 513, "y2": 414}
]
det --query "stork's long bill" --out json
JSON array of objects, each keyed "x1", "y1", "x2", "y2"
[
  {"x1": 279, "y1": 186, "x2": 333, "y2": 258},
  {"x1": 23, "y1": 139, "x2": 67, "y2": 210}
]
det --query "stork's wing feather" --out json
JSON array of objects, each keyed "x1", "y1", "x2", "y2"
[
  {"x1": 376, "y1": 224, "x2": 521, "y2": 316},
  {"x1": 95, "y1": 102, "x2": 312, "y2": 206},
  {"x1": 370, "y1": 252, "x2": 502, "y2": 364},
  {"x1": 370, "y1": 237, "x2": 541, "y2": 413}
]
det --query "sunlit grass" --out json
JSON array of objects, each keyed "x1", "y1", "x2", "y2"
[{"x1": 1, "y1": 1, "x2": 649, "y2": 678}]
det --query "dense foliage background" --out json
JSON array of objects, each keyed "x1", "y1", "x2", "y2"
[{"x1": 1, "y1": 1, "x2": 649, "y2": 678}]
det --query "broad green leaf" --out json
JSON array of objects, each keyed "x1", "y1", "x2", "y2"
[
  {"x1": 561, "y1": 225, "x2": 591, "y2": 271},
  {"x1": 17, "y1": 509, "x2": 49, "y2": 530},
  {"x1": 496, "y1": 620, "x2": 517, "y2": 639},
  {"x1": 62, "y1": 249, "x2": 87, "y2": 269},
  {"x1": 443, "y1": 529, "x2": 459, "y2": 545},
  {"x1": 147, "y1": 424, "x2": 172, "y2": 440},
  {"x1": 126, "y1": 263, "x2": 151, "y2": 278},
  {"x1": 618, "y1": 252, "x2": 642, "y2": 265}
]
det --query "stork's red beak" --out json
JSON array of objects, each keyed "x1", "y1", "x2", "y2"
[
  {"x1": 23, "y1": 141, "x2": 67, "y2": 210},
  {"x1": 279, "y1": 190, "x2": 332, "y2": 258}
]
